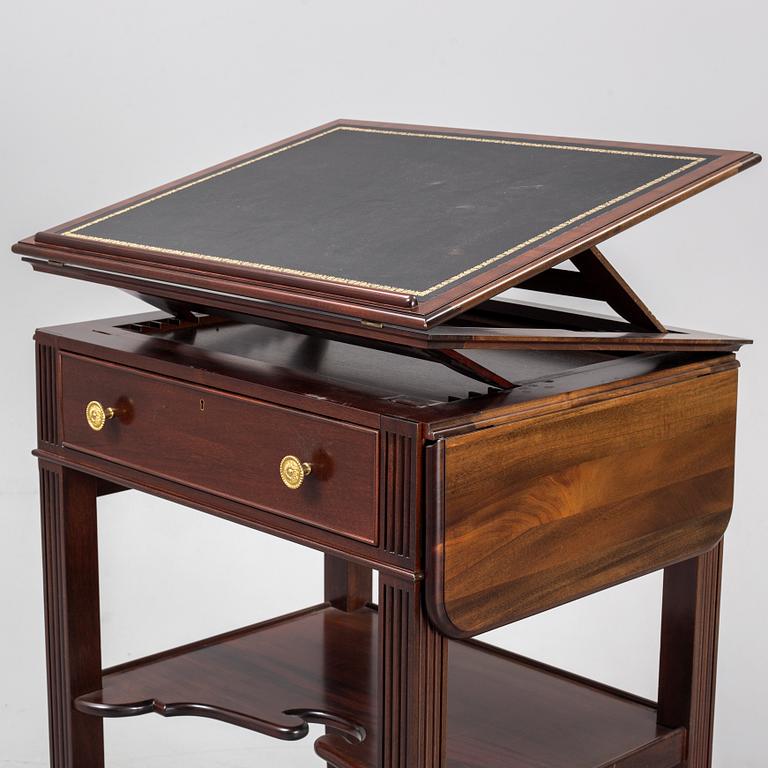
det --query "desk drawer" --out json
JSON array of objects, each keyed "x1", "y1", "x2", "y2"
[{"x1": 60, "y1": 354, "x2": 379, "y2": 543}]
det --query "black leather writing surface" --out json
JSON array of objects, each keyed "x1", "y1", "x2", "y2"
[{"x1": 62, "y1": 126, "x2": 715, "y2": 298}]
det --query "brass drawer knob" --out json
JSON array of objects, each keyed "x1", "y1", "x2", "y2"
[
  {"x1": 279, "y1": 455, "x2": 312, "y2": 490},
  {"x1": 85, "y1": 400, "x2": 117, "y2": 431}
]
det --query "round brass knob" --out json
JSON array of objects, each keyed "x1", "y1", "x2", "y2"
[
  {"x1": 85, "y1": 400, "x2": 116, "y2": 431},
  {"x1": 279, "y1": 455, "x2": 312, "y2": 490}
]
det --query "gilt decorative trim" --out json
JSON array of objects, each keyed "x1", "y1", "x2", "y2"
[{"x1": 61, "y1": 126, "x2": 709, "y2": 298}]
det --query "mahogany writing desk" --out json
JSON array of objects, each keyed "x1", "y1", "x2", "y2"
[{"x1": 14, "y1": 121, "x2": 760, "y2": 768}]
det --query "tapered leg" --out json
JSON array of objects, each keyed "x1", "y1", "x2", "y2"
[
  {"x1": 658, "y1": 541, "x2": 724, "y2": 768},
  {"x1": 379, "y1": 574, "x2": 447, "y2": 768},
  {"x1": 39, "y1": 462, "x2": 104, "y2": 768}
]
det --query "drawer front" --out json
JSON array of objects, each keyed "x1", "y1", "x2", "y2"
[{"x1": 60, "y1": 353, "x2": 379, "y2": 543}]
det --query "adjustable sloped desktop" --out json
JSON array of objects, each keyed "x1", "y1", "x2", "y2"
[{"x1": 14, "y1": 120, "x2": 759, "y2": 768}]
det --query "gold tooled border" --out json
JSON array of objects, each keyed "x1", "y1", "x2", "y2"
[{"x1": 63, "y1": 126, "x2": 707, "y2": 297}]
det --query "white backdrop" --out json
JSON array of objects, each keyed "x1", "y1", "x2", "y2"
[{"x1": 1, "y1": 2, "x2": 765, "y2": 766}]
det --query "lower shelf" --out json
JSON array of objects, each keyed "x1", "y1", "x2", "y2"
[{"x1": 76, "y1": 604, "x2": 684, "y2": 768}]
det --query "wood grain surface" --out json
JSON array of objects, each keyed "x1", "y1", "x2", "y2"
[
  {"x1": 31, "y1": 311, "x2": 744, "y2": 767},
  {"x1": 39, "y1": 463, "x2": 103, "y2": 768},
  {"x1": 74, "y1": 604, "x2": 684, "y2": 768},
  {"x1": 428, "y1": 368, "x2": 738, "y2": 637},
  {"x1": 658, "y1": 543, "x2": 724, "y2": 767},
  {"x1": 19, "y1": 245, "x2": 754, "y2": 351},
  {"x1": 60, "y1": 352, "x2": 379, "y2": 543},
  {"x1": 377, "y1": 575, "x2": 447, "y2": 768}
]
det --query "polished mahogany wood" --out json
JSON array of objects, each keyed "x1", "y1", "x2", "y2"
[
  {"x1": 74, "y1": 604, "x2": 685, "y2": 768},
  {"x1": 37, "y1": 343, "x2": 59, "y2": 447},
  {"x1": 376, "y1": 575, "x2": 446, "y2": 768},
  {"x1": 427, "y1": 364, "x2": 737, "y2": 637},
  {"x1": 379, "y1": 418, "x2": 422, "y2": 566},
  {"x1": 515, "y1": 246, "x2": 665, "y2": 332},
  {"x1": 15, "y1": 120, "x2": 759, "y2": 330},
  {"x1": 19, "y1": 113, "x2": 755, "y2": 768},
  {"x1": 59, "y1": 352, "x2": 380, "y2": 544},
  {"x1": 571, "y1": 247, "x2": 666, "y2": 332},
  {"x1": 325, "y1": 555, "x2": 372, "y2": 612},
  {"x1": 19, "y1": 250, "x2": 751, "y2": 353},
  {"x1": 323, "y1": 555, "x2": 373, "y2": 768},
  {"x1": 75, "y1": 605, "x2": 372, "y2": 741},
  {"x1": 38, "y1": 462, "x2": 103, "y2": 768},
  {"x1": 658, "y1": 543, "x2": 724, "y2": 767},
  {"x1": 31, "y1": 312, "x2": 743, "y2": 768},
  {"x1": 35, "y1": 312, "x2": 738, "y2": 432}
]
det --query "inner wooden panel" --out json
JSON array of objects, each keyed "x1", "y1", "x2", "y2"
[
  {"x1": 75, "y1": 604, "x2": 684, "y2": 768},
  {"x1": 427, "y1": 367, "x2": 738, "y2": 638},
  {"x1": 124, "y1": 316, "x2": 617, "y2": 404}
]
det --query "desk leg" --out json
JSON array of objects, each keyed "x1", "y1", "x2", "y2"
[
  {"x1": 323, "y1": 555, "x2": 373, "y2": 767},
  {"x1": 379, "y1": 574, "x2": 447, "y2": 768},
  {"x1": 39, "y1": 462, "x2": 104, "y2": 768},
  {"x1": 324, "y1": 554, "x2": 372, "y2": 611},
  {"x1": 658, "y1": 541, "x2": 724, "y2": 768}
]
